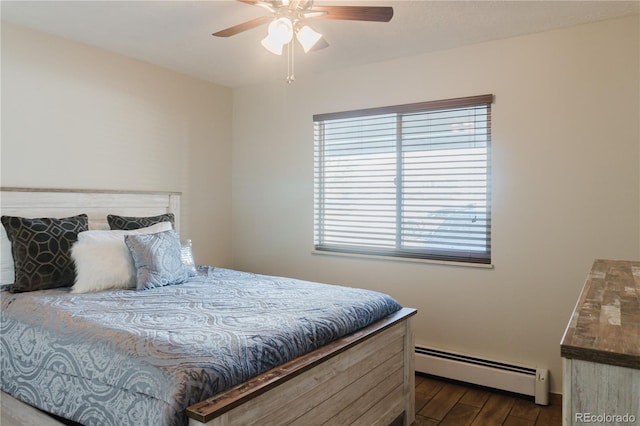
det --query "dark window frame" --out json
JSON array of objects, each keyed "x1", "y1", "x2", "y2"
[{"x1": 313, "y1": 94, "x2": 493, "y2": 265}]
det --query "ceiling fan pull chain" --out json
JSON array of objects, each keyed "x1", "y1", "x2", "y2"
[{"x1": 286, "y1": 41, "x2": 295, "y2": 83}]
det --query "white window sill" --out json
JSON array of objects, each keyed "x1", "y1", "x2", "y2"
[{"x1": 311, "y1": 249, "x2": 494, "y2": 269}]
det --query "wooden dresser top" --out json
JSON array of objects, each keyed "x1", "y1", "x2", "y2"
[{"x1": 561, "y1": 259, "x2": 640, "y2": 369}]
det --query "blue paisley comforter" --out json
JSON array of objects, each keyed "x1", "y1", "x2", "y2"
[{"x1": 0, "y1": 267, "x2": 401, "y2": 426}]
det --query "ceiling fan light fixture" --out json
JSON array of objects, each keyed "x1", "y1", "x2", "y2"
[
  {"x1": 261, "y1": 34, "x2": 285, "y2": 55},
  {"x1": 296, "y1": 25, "x2": 323, "y2": 53},
  {"x1": 261, "y1": 17, "x2": 294, "y2": 55}
]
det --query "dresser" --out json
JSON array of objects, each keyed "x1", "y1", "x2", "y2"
[{"x1": 561, "y1": 259, "x2": 640, "y2": 425}]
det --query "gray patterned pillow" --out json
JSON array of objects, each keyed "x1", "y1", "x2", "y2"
[
  {"x1": 1, "y1": 214, "x2": 89, "y2": 293},
  {"x1": 107, "y1": 213, "x2": 174, "y2": 230},
  {"x1": 125, "y1": 229, "x2": 193, "y2": 290}
]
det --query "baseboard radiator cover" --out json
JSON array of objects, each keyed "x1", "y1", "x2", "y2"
[{"x1": 415, "y1": 346, "x2": 549, "y2": 405}]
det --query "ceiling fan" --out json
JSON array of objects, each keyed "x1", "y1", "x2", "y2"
[{"x1": 212, "y1": 0, "x2": 393, "y2": 81}]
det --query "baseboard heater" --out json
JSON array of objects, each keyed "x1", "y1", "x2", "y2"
[{"x1": 415, "y1": 346, "x2": 549, "y2": 405}]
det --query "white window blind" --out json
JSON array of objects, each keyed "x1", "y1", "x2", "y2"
[{"x1": 314, "y1": 94, "x2": 493, "y2": 264}]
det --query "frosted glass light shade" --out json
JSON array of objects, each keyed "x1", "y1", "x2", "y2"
[
  {"x1": 296, "y1": 25, "x2": 322, "y2": 53},
  {"x1": 261, "y1": 17, "x2": 294, "y2": 55},
  {"x1": 261, "y1": 35, "x2": 284, "y2": 55}
]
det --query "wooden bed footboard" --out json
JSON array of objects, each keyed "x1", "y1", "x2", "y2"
[{"x1": 187, "y1": 307, "x2": 416, "y2": 426}]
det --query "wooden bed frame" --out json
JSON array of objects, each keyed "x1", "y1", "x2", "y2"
[{"x1": 0, "y1": 187, "x2": 416, "y2": 426}]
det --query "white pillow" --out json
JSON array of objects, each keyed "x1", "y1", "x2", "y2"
[
  {"x1": 1, "y1": 226, "x2": 15, "y2": 286},
  {"x1": 71, "y1": 222, "x2": 172, "y2": 293}
]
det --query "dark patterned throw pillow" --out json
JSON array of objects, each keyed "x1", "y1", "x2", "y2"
[
  {"x1": 1, "y1": 214, "x2": 89, "y2": 293},
  {"x1": 107, "y1": 213, "x2": 175, "y2": 230}
]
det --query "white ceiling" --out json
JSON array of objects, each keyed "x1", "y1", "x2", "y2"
[{"x1": 2, "y1": 1, "x2": 638, "y2": 88}]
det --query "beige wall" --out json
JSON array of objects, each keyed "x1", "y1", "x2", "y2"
[
  {"x1": 231, "y1": 15, "x2": 640, "y2": 393},
  {"x1": 1, "y1": 23, "x2": 233, "y2": 267}
]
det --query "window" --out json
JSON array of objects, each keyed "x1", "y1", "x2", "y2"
[{"x1": 313, "y1": 94, "x2": 493, "y2": 264}]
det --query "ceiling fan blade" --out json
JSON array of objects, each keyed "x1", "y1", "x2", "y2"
[
  {"x1": 311, "y1": 6, "x2": 393, "y2": 22},
  {"x1": 303, "y1": 10, "x2": 328, "y2": 18},
  {"x1": 212, "y1": 16, "x2": 272, "y2": 37}
]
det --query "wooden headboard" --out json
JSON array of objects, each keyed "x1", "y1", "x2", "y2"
[{"x1": 0, "y1": 187, "x2": 181, "y2": 231}]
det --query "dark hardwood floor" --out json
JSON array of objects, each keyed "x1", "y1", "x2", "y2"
[{"x1": 402, "y1": 374, "x2": 562, "y2": 426}]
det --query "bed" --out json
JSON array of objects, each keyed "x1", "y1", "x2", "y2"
[{"x1": 0, "y1": 187, "x2": 416, "y2": 426}]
